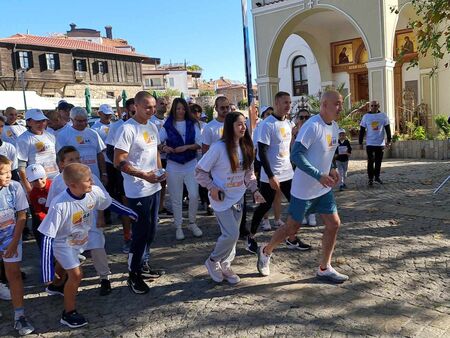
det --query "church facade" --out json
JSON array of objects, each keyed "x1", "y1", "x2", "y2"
[{"x1": 251, "y1": 0, "x2": 450, "y2": 133}]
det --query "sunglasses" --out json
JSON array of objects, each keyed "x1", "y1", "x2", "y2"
[
  {"x1": 298, "y1": 115, "x2": 310, "y2": 120},
  {"x1": 370, "y1": 105, "x2": 379, "y2": 107}
]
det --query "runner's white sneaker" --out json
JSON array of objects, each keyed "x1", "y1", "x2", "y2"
[
  {"x1": 308, "y1": 214, "x2": 317, "y2": 226},
  {"x1": 188, "y1": 223, "x2": 203, "y2": 237},
  {"x1": 316, "y1": 265, "x2": 349, "y2": 284},
  {"x1": 273, "y1": 219, "x2": 285, "y2": 228},
  {"x1": 0, "y1": 283, "x2": 11, "y2": 300},
  {"x1": 221, "y1": 262, "x2": 240, "y2": 284},
  {"x1": 261, "y1": 218, "x2": 271, "y2": 231},
  {"x1": 257, "y1": 245, "x2": 271, "y2": 276},
  {"x1": 205, "y1": 258, "x2": 223, "y2": 283},
  {"x1": 176, "y1": 228, "x2": 185, "y2": 240}
]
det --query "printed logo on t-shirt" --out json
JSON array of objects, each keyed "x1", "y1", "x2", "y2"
[
  {"x1": 219, "y1": 127, "x2": 224, "y2": 137},
  {"x1": 104, "y1": 127, "x2": 109, "y2": 135},
  {"x1": 35, "y1": 141, "x2": 48, "y2": 152},
  {"x1": 38, "y1": 197, "x2": 47, "y2": 205},
  {"x1": 280, "y1": 127, "x2": 287, "y2": 138},
  {"x1": 371, "y1": 121, "x2": 380, "y2": 131},
  {"x1": 71, "y1": 211, "x2": 83, "y2": 225},
  {"x1": 75, "y1": 136, "x2": 91, "y2": 144},
  {"x1": 6, "y1": 130, "x2": 14, "y2": 137},
  {"x1": 143, "y1": 131, "x2": 156, "y2": 144},
  {"x1": 326, "y1": 134, "x2": 337, "y2": 148}
]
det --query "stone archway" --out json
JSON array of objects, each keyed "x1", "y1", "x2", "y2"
[{"x1": 253, "y1": 0, "x2": 398, "y2": 128}]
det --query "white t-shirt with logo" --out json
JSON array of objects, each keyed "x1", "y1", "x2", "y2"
[
  {"x1": 291, "y1": 114, "x2": 339, "y2": 200},
  {"x1": 91, "y1": 121, "x2": 111, "y2": 164},
  {"x1": 0, "y1": 141, "x2": 18, "y2": 170},
  {"x1": 159, "y1": 121, "x2": 202, "y2": 173},
  {"x1": 115, "y1": 118, "x2": 161, "y2": 198},
  {"x1": 38, "y1": 185, "x2": 111, "y2": 250},
  {"x1": 105, "y1": 119, "x2": 124, "y2": 146},
  {"x1": 202, "y1": 119, "x2": 224, "y2": 147},
  {"x1": 2, "y1": 124, "x2": 27, "y2": 146},
  {"x1": 16, "y1": 130, "x2": 59, "y2": 178},
  {"x1": 56, "y1": 126, "x2": 106, "y2": 178},
  {"x1": 258, "y1": 115, "x2": 294, "y2": 183},
  {"x1": 360, "y1": 112, "x2": 390, "y2": 146},
  {"x1": 196, "y1": 141, "x2": 246, "y2": 212},
  {"x1": 0, "y1": 181, "x2": 29, "y2": 251},
  {"x1": 252, "y1": 119, "x2": 266, "y2": 161}
]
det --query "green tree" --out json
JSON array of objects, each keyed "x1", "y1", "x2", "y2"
[
  {"x1": 199, "y1": 89, "x2": 215, "y2": 97},
  {"x1": 187, "y1": 64, "x2": 202, "y2": 71},
  {"x1": 391, "y1": 1, "x2": 450, "y2": 72}
]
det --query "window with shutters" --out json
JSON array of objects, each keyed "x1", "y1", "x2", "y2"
[
  {"x1": 98, "y1": 61, "x2": 108, "y2": 74},
  {"x1": 46, "y1": 54, "x2": 56, "y2": 70},
  {"x1": 292, "y1": 56, "x2": 308, "y2": 96},
  {"x1": 18, "y1": 51, "x2": 32, "y2": 69},
  {"x1": 74, "y1": 59, "x2": 87, "y2": 72}
]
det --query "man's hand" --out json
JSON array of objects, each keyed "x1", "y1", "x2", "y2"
[
  {"x1": 269, "y1": 176, "x2": 280, "y2": 191},
  {"x1": 174, "y1": 145, "x2": 189, "y2": 153},
  {"x1": 3, "y1": 241, "x2": 18, "y2": 259},
  {"x1": 329, "y1": 168, "x2": 340, "y2": 186},
  {"x1": 115, "y1": 95, "x2": 122, "y2": 105},
  {"x1": 319, "y1": 174, "x2": 336, "y2": 188},
  {"x1": 142, "y1": 170, "x2": 166, "y2": 183},
  {"x1": 163, "y1": 145, "x2": 175, "y2": 154}
]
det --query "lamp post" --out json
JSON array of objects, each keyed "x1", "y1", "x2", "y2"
[{"x1": 18, "y1": 68, "x2": 27, "y2": 111}]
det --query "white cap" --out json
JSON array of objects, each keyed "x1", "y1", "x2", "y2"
[
  {"x1": 338, "y1": 128, "x2": 346, "y2": 134},
  {"x1": 98, "y1": 104, "x2": 114, "y2": 115},
  {"x1": 25, "y1": 164, "x2": 46, "y2": 182},
  {"x1": 260, "y1": 105, "x2": 272, "y2": 117},
  {"x1": 25, "y1": 109, "x2": 48, "y2": 121}
]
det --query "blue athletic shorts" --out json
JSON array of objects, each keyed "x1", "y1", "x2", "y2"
[{"x1": 288, "y1": 190, "x2": 338, "y2": 223}]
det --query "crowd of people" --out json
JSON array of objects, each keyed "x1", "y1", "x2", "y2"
[{"x1": 0, "y1": 89, "x2": 392, "y2": 335}]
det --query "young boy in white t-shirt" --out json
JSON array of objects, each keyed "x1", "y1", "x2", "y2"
[
  {"x1": 38, "y1": 163, "x2": 137, "y2": 328},
  {"x1": 0, "y1": 155, "x2": 34, "y2": 335}
]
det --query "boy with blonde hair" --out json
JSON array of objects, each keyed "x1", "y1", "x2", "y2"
[{"x1": 39, "y1": 163, "x2": 136, "y2": 328}]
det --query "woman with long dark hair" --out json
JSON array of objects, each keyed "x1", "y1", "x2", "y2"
[
  {"x1": 159, "y1": 98, "x2": 203, "y2": 240},
  {"x1": 195, "y1": 112, "x2": 265, "y2": 284}
]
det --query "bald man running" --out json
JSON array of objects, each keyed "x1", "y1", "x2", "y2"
[{"x1": 256, "y1": 90, "x2": 349, "y2": 284}]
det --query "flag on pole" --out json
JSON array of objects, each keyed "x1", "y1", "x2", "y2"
[{"x1": 241, "y1": 0, "x2": 255, "y2": 134}]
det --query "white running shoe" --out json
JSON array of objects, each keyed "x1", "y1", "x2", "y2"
[
  {"x1": 205, "y1": 258, "x2": 223, "y2": 283},
  {"x1": 308, "y1": 214, "x2": 317, "y2": 226},
  {"x1": 316, "y1": 265, "x2": 349, "y2": 284},
  {"x1": 257, "y1": 245, "x2": 271, "y2": 276},
  {"x1": 302, "y1": 217, "x2": 308, "y2": 225},
  {"x1": 176, "y1": 228, "x2": 185, "y2": 240},
  {"x1": 0, "y1": 283, "x2": 11, "y2": 300},
  {"x1": 221, "y1": 262, "x2": 240, "y2": 284},
  {"x1": 273, "y1": 219, "x2": 285, "y2": 228},
  {"x1": 261, "y1": 218, "x2": 271, "y2": 231},
  {"x1": 188, "y1": 223, "x2": 203, "y2": 237}
]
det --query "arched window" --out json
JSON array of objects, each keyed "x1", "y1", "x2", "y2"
[{"x1": 292, "y1": 56, "x2": 308, "y2": 96}]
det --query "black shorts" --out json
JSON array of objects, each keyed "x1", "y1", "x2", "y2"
[{"x1": 106, "y1": 162, "x2": 125, "y2": 198}]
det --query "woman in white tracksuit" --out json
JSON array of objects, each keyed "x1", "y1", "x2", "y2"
[{"x1": 195, "y1": 112, "x2": 265, "y2": 284}]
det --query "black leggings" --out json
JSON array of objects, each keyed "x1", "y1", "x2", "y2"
[
  {"x1": 366, "y1": 146, "x2": 384, "y2": 180},
  {"x1": 249, "y1": 179, "x2": 292, "y2": 235}
]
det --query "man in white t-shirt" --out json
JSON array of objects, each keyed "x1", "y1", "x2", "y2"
[
  {"x1": 56, "y1": 107, "x2": 107, "y2": 186},
  {"x1": 114, "y1": 91, "x2": 166, "y2": 295},
  {"x1": 2, "y1": 107, "x2": 27, "y2": 147},
  {"x1": 201, "y1": 96, "x2": 230, "y2": 153},
  {"x1": 257, "y1": 90, "x2": 349, "y2": 284},
  {"x1": 359, "y1": 101, "x2": 392, "y2": 185},
  {"x1": 247, "y1": 92, "x2": 310, "y2": 253}
]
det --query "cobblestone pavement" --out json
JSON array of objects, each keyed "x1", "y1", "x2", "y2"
[{"x1": 0, "y1": 159, "x2": 449, "y2": 337}]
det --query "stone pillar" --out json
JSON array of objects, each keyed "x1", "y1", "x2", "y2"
[
  {"x1": 419, "y1": 68, "x2": 439, "y2": 133},
  {"x1": 256, "y1": 76, "x2": 279, "y2": 106},
  {"x1": 366, "y1": 59, "x2": 396, "y2": 130}
]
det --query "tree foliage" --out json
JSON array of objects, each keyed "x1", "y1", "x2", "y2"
[
  {"x1": 392, "y1": 0, "x2": 450, "y2": 72},
  {"x1": 187, "y1": 64, "x2": 202, "y2": 71}
]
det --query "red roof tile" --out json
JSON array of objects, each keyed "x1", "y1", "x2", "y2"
[{"x1": 0, "y1": 34, "x2": 148, "y2": 59}]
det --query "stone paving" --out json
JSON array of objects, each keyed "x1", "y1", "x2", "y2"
[{"x1": 0, "y1": 159, "x2": 449, "y2": 337}]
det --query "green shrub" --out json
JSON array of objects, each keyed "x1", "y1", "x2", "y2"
[
  {"x1": 411, "y1": 125, "x2": 427, "y2": 140},
  {"x1": 204, "y1": 105, "x2": 214, "y2": 122},
  {"x1": 435, "y1": 115, "x2": 450, "y2": 136}
]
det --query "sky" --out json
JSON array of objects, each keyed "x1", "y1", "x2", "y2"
[{"x1": 0, "y1": 0, "x2": 257, "y2": 83}]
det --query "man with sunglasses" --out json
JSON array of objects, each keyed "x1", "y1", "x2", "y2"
[{"x1": 359, "y1": 101, "x2": 391, "y2": 186}]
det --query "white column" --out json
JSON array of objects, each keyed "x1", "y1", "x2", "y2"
[
  {"x1": 256, "y1": 76, "x2": 280, "y2": 106},
  {"x1": 366, "y1": 59, "x2": 396, "y2": 127}
]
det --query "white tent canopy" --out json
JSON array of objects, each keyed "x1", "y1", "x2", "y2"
[
  {"x1": 0, "y1": 91, "x2": 117, "y2": 112},
  {"x1": 0, "y1": 91, "x2": 56, "y2": 111}
]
